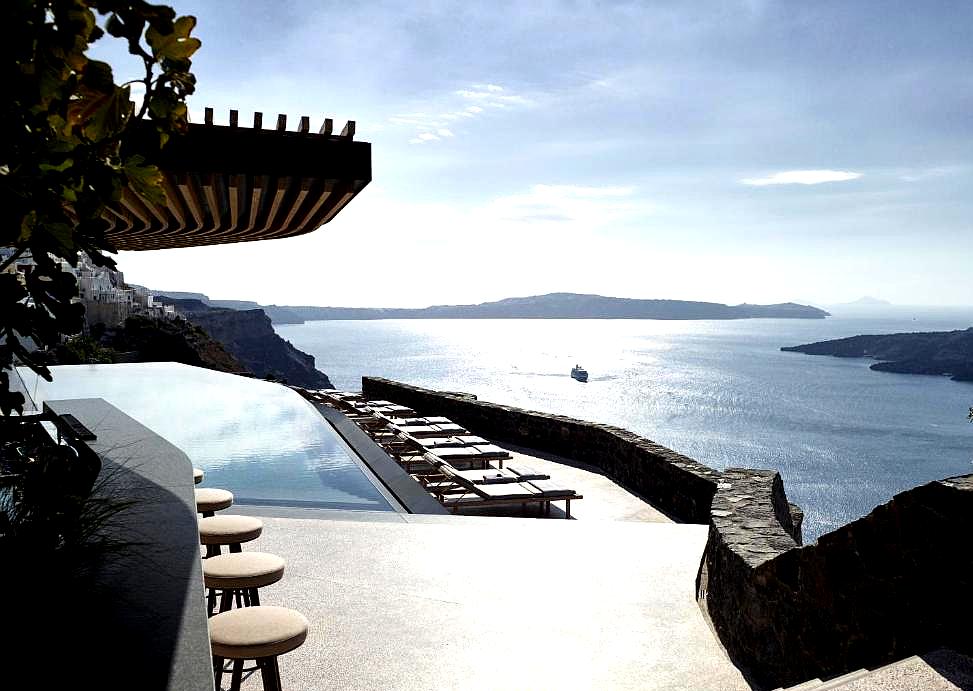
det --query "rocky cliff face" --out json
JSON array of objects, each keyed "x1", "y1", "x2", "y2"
[
  {"x1": 782, "y1": 327, "x2": 973, "y2": 381},
  {"x1": 103, "y1": 316, "x2": 248, "y2": 374},
  {"x1": 165, "y1": 299, "x2": 332, "y2": 389},
  {"x1": 42, "y1": 316, "x2": 250, "y2": 376}
]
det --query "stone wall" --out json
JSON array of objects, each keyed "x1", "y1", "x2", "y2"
[
  {"x1": 698, "y1": 473, "x2": 973, "y2": 689},
  {"x1": 362, "y1": 376, "x2": 721, "y2": 523}
]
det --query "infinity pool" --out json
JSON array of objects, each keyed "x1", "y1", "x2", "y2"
[{"x1": 19, "y1": 362, "x2": 396, "y2": 512}]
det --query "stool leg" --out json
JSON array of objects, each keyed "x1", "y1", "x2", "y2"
[
  {"x1": 229, "y1": 542, "x2": 242, "y2": 554},
  {"x1": 219, "y1": 590, "x2": 233, "y2": 613},
  {"x1": 207, "y1": 588, "x2": 217, "y2": 616},
  {"x1": 213, "y1": 656, "x2": 224, "y2": 688},
  {"x1": 258, "y1": 656, "x2": 282, "y2": 691},
  {"x1": 203, "y1": 511, "x2": 214, "y2": 518},
  {"x1": 250, "y1": 587, "x2": 260, "y2": 606},
  {"x1": 230, "y1": 658, "x2": 244, "y2": 691}
]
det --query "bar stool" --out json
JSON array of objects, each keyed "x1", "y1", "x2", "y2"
[
  {"x1": 204, "y1": 551, "x2": 285, "y2": 616},
  {"x1": 194, "y1": 468, "x2": 205, "y2": 485},
  {"x1": 211, "y1": 606, "x2": 308, "y2": 691},
  {"x1": 196, "y1": 488, "x2": 233, "y2": 517},
  {"x1": 199, "y1": 514, "x2": 263, "y2": 558}
]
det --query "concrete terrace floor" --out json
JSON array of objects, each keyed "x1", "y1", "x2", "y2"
[{"x1": 221, "y1": 511, "x2": 751, "y2": 691}]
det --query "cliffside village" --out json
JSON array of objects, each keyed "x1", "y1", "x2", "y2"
[{"x1": 0, "y1": 247, "x2": 174, "y2": 331}]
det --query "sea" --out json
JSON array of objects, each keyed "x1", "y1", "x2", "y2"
[{"x1": 275, "y1": 308, "x2": 973, "y2": 541}]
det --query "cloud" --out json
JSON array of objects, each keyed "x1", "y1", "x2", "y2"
[
  {"x1": 455, "y1": 87, "x2": 531, "y2": 107},
  {"x1": 482, "y1": 184, "x2": 649, "y2": 227},
  {"x1": 389, "y1": 83, "x2": 533, "y2": 143},
  {"x1": 897, "y1": 166, "x2": 962, "y2": 182},
  {"x1": 408, "y1": 132, "x2": 441, "y2": 144},
  {"x1": 741, "y1": 170, "x2": 863, "y2": 186}
]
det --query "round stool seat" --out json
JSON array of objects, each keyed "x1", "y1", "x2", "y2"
[
  {"x1": 196, "y1": 487, "x2": 233, "y2": 514},
  {"x1": 199, "y1": 515, "x2": 263, "y2": 546},
  {"x1": 210, "y1": 606, "x2": 309, "y2": 659},
  {"x1": 193, "y1": 468, "x2": 205, "y2": 485},
  {"x1": 204, "y1": 552, "x2": 285, "y2": 590}
]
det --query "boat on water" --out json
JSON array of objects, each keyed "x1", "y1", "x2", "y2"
[{"x1": 571, "y1": 364, "x2": 588, "y2": 382}]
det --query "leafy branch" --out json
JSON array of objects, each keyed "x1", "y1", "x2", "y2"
[{"x1": 0, "y1": 0, "x2": 200, "y2": 415}]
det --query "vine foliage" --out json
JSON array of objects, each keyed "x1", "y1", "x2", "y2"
[{"x1": 0, "y1": 0, "x2": 200, "y2": 414}]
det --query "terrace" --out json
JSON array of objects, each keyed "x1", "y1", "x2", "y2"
[
  {"x1": 16, "y1": 360, "x2": 973, "y2": 690},
  {"x1": 27, "y1": 363, "x2": 746, "y2": 690},
  {"x1": 6, "y1": 97, "x2": 970, "y2": 691}
]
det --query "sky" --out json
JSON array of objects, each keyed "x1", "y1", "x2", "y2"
[{"x1": 98, "y1": 1, "x2": 973, "y2": 308}]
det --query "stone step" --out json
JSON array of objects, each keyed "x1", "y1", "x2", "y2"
[
  {"x1": 776, "y1": 649, "x2": 973, "y2": 691},
  {"x1": 815, "y1": 668, "x2": 872, "y2": 689},
  {"x1": 776, "y1": 678, "x2": 823, "y2": 691}
]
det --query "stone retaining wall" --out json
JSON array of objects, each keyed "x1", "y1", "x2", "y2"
[
  {"x1": 698, "y1": 473, "x2": 973, "y2": 688},
  {"x1": 362, "y1": 376, "x2": 721, "y2": 523}
]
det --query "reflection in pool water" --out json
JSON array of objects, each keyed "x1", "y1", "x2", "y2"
[{"x1": 20, "y1": 362, "x2": 394, "y2": 511}]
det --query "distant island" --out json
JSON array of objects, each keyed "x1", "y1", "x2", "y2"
[
  {"x1": 835, "y1": 296, "x2": 893, "y2": 306},
  {"x1": 154, "y1": 291, "x2": 830, "y2": 324},
  {"x1": 782, "y1": 328, "x2": 973, "y2": 381}
]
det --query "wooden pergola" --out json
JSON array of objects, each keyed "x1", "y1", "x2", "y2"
[{"x1": 105, "y1": 109, "x2": 371, "y2": 250}]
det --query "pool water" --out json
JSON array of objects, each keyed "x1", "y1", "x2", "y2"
[{"x1": 19, "y1": 362, "x2": 395, "y2": 512}]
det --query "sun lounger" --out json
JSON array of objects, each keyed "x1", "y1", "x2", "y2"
[
  {"x1": 434, "y1": 423, "x2": 468, "y2": 434},
  {"x1": 393, "y1": 424, "x2": 441, "y2": 437},
  {"x1": 431, "y1": 460, "x2": 581, "y2": 518},
  {"x1": 455, "y1": 468, "x2": 519, "y2": 484},
  {"x1": 415, "y1": 436, "x2": 467, "y2": 448},
  {"x1": 454, "y1": 435, "x2": 488, "y2": 445},
  {"x1": 504, "y1": 464, "x2": 551, "y2": 481}
]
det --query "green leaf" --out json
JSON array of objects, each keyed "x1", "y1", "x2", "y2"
[
  {"x1": 82, "y1": 60, "x2": 114, "y2": 92},
  {"x1": 79, "y1": 86, "x2": 133, "y2": 141},
  {"x1": 105, "y1": 14, "x2": 126, "y2": 38},
  {"x1": 18, "y1": 211, "x2": 36, "y2": 242},
  {"x1": 122, "y1": 156, "x2": 167, "y2": 206},
  {"x1": 146, "y1": 15, "x2": 201, "y2": 61},
  {"x1": 173, "y1": 16, "x2": 198, "y2": 37},
  {"x1": 39, "y1": 159, "x2": 74, "y2": 173},
  {"x1": 45, "y1": 223, "x2": 76, "y2": 253}
]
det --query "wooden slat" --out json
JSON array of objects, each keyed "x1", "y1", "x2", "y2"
[
  {"x1": 229, "y1": 109, "x2": 239, "y2": 127},
  {"x1": 340, "y1": 120, "x2": 355, "y2": 138},
  {"x1": 276, "y1": 114, "x2": 287, "y2": 131},
  {"x1": 253, "y1": 111, "x2": 263, "y2": 129},
  {"x1": 104, "y1": 205, "x2": 134, "y2": 233},
  {"x1": 261, "y1": 177, "x2": 291, "y2": 230},
  {"x1": 244, "y1": 175, "x2": 267, "y2": 232},
  {"x1": 298, "y1": 116, "x2": 310, "y2": 133},
  {"x1": 119, "y1": 189, "x2": 152, "y2": 229},
  {"x1": 177, "y1": 173, "x2": 206, "y2": 231},
  {"x1": 161, "y1": 174, "x2": 188, "y2": 232},
  {"x1": 125, "y1": 187, "x2": 169, "y2": 231},
  {"x1": 318, "y1": 118, "x2": 333, "y2": 135},
  {"x1": 318, "y1": 187, "x2": 357, "y2": 225},
  {"x1": 227, "y1": 174, "x2": 245, "y2": 231},
  {"x1": 280, "y1": 178, "x2": 312, "y2": 230},
  {"x1": 292, "y1": 179, "x2": 336, "y2": 233},
  {"x1": 204, "y1": 107, "x2": 214, "y2": 125},
  {"x1": 201, "y1": 173, "x2": 224, "y2": 232}
]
